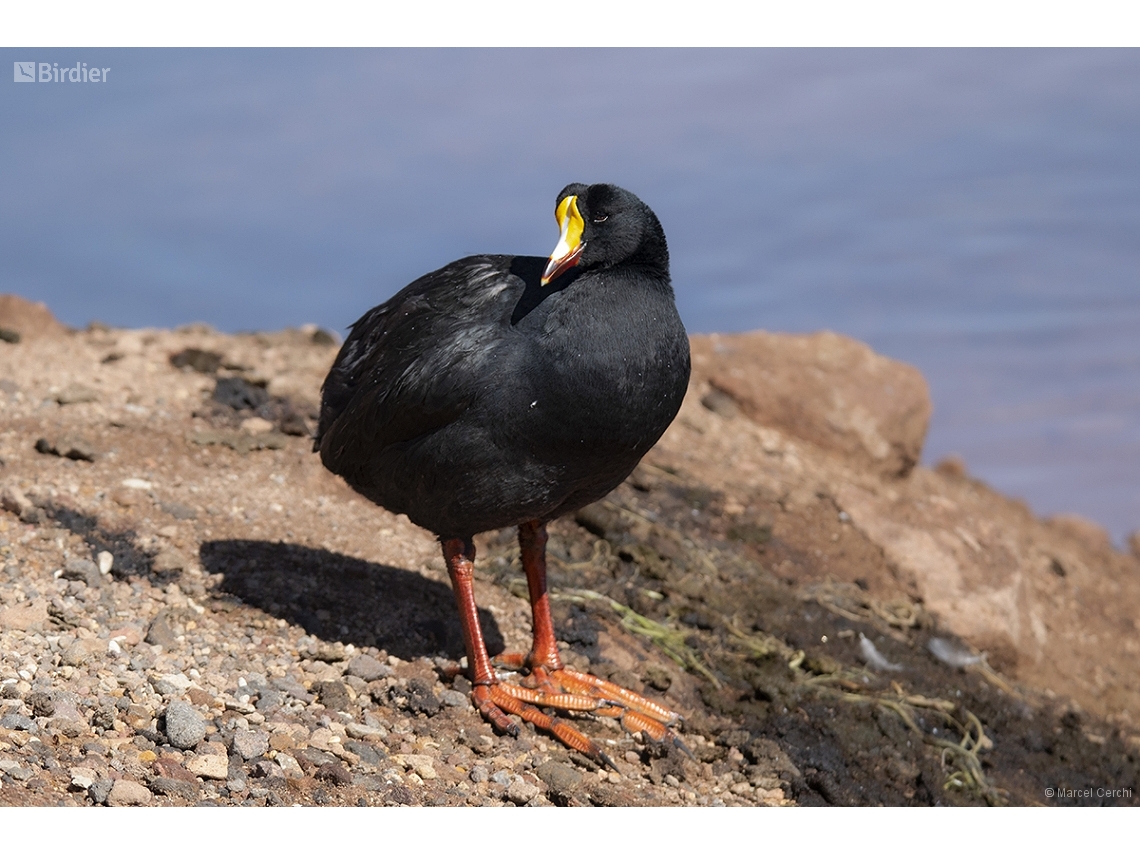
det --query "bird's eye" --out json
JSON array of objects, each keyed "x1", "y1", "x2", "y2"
[{"x1": 592, "y1": 214, "x2": 608, "y2": 223}]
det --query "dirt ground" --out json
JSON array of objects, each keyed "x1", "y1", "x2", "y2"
[{"x1": 1, "y1": 297, "x2": 1138, "y2": 806}]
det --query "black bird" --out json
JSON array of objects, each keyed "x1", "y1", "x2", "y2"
[{"x1": 316, "y1": 183, "x2": 690, "y2": 759}]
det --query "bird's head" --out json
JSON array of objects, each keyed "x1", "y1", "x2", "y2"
[{"x1": 541, "y1": 183, "x2": 668, "y2": 286}]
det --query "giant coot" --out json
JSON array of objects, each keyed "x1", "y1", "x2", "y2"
[{"x1": 316, "y1": 183, "x2": 690, "y2": 760}]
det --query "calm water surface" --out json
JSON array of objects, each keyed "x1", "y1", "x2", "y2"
[{"x1": 2, "y1": 49, "x2": 1138, "y2": 542}]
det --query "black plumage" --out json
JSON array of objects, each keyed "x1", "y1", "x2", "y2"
[
  {"x1": 315, "y1": 183, "x2": 690, "y2": 758},
  {"x1": 316, "y1": 183, "x2": 690, "y2": 539}
]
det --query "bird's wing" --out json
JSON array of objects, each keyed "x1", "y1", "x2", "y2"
[{"x1": 316, "y1": 256, "x2": 524, "y2": 467}]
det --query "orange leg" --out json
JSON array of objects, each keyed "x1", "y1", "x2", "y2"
[
  {"x1": 514, "y1": 521, "x2": 687, "y2": 748},
  {"x1": 518, "y1": 519, "x2": 563, "y2": 672},
  {"x1": 443, "y1": 535, "x2": 613, "y2": 766},
  {"x1": 443, "y1": 537, "x2": 517, "y2": 736},
  {"x1": 444, "y1": 524, "x2": 687, "y2": 764}
]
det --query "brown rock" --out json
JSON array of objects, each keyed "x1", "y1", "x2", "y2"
[
  {"x1": 169, "y1": 348, "x2": 222, "y2": 373},
  {"x1": 148, "y1": 776, "x2": 201, "y2": 800},
  {"x1": 34, "y1": 435, "x2": 98, "y2": 462},
  {"x1": 145, "y1": 610, "x2": 181, "y2": 648},
  {"x1": 314, "y1": 761, "x2": 352, "y2": 785},
  {"x1": 106, "y1": 779, "x2": 153, "y2": 806},
  {"x1": 534, "y1": 760, "x2": 583, "y2": 801},
  {"x1": 269, "y1": 732, "x2": 297, "y2": 752},
  {"x1": 185, "y1": 752, "x2": 229, "y2": 780},
  {"x1": 153, "y1": 756, "x2": 199, "y2": 782},
  {"x1": 0, "y1": 599, "x2": 50, "y2": 631},
  {"x1": 55, "y1": 383, "x2": 100, "y2": 405},
  {"x1": 1047, "y1": 514, "x2": 1114, "y2": 553},
  {"x1": 1, "y1": 484, "x2": 33, "y2": 518},
  {"x1": 0, "y1": 294, "x2": 69, "y2": 341},
  {"x1": 124, "y1": 704, "x2": 153, "y2": 731},
  {"x1": 110, "y1": 488, "x2": 143, "y2": 507},
  {"x1": 691, "y1": 330, "x2": 931, "y2": 477},
  {"x1": 60, "y1": 637, "x2": 106, "y2": 667},
  {"x1": 1129, "y1": 531, "x2": 1140, "y2": 561},
  {"x1": 185, "y1": 687, "x2": 216, "y2": 708},
  {"x1": 108, "y1": 626, "x2": 143, "y2": 646},
  {"x1": 152, "y1": 549, "x2": 189, "y2": 575}
]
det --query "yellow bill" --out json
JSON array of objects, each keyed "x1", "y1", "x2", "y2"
[{"x1": 541, "y1": 195, "x2": 585, "y2": 285}]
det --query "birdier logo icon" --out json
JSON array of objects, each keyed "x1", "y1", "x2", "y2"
[{"x1": 12, "y1": 61, "x2": 110, "y2": 83}]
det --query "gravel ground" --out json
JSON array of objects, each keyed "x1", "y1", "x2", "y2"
[
  {"x1": 0, "y1": 318, "x2": 779, "y2": 807},
  {"x1": 2, "y1": 305, "x2": 1137, "y2": 807},
  {"x1": 0, "y1": 536, "x2": 760, "y2": 807}
]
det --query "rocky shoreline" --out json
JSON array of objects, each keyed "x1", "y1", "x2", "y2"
[{"x1": 1, "y1": 294, "x2": 1138, "y2": 806}]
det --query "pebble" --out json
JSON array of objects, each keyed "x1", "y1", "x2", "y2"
[
  {"x1": 343, "y1": 740, "x2": 383, "y2": 766},
  {"x1": 469, "y1": 765, "x2": 489, "y2": 784},
  {"x1": 394, "y1": 754, "x2": 438, "y2": 780},
  {"x1": 186, "y1": 752, "x2": 230, "y2": 780},
  {"x1": 145, "y1": 614, "x2": 181, "y2": 649},
  {"x1": 268, "y1": 732, "x2": 297, "y2": 751},
  {"x1": 159, "y1": 501, "x2": 198, "y2": 521},
  {"x1": 315, "y1": 679, "x2": 352, "y2": 711},
  {"x1": 152, "y1": 549, "x2": 189, "y2": 575},
  {"x1": 239, "y1": 417, "x2": 275, "y2": 435},
  {"x1": 65, "y1": 558, "x2": 105, "y2": 588},
  {"x1": 0, "y1": 485, "x2": 33, "y2": 517},
  {"x1": 345, "y1": 654, "x2": 391, "y2": 682},
  {"x1": 344, "y1": 721, "x2": 386, "y2": 740},
  {"x1": 314, "y1": 761, "x2": 353, "y2": 785},
  {"x1": 69, "y1": 767, "x2": 98, "y2": 790},
  {"x1": 34, "y1": 436, "x2": 97, "y2": 461},
  {"x1": 1, "y1": 759, "x2": 30, "y2": 779},
  {"x1": 60, "y1": 637, "x2": 104, "y2": 667},
  {"x1": 251, "y1": 759, "x2": 284, "y2": 780},
  {"x1": 88, "y1": 779, "x2": 114, "y2": 805},
  {"x1": 27, "y1": 690, "x2": 55, "y2": 717},
  {"x1": 164, "y1": 700, "x2": 206, "y2": 749},
  {"x1": 153, "y1": 757, "x2": 197, "y2": 782},
  {"x1": 439, "y1": 689, "x2": 470, "y2": 708},
  {"x1": 299, "y1": 746, "x2": 337, "y2": 768},
  {"x1": 275, "y1": 752, "x2": 304, "y2": 778},
  {"x1": 255, "y1": 689, "x2": 286, "y2": 711},
  {"x1": 149, "y1": 776, "x2": 201, "y2": 800},
  {"x1": 106, "y1": 779, "x2": 153, "y2": 806},
  {"x1": 231, "y1": 729, "x2": 269, "y2": 760},
  {"x1": 213, "y1": 377, "x2": 269, "y2": 410},
  {"x1": 489, "y1": 770, "x2": 514, "y2": 787},
  {"x1": 0, "y1": 712, "x2": 37, "y2": 733},
  {"x1": 506, "y1": 778, "x2": 540, "y2": 805},
  {"x1": 150, "y1": 672, "x2": 193, "y2": 696},
  {"x1": 55, "y1": 383, "x2": 101, "y2": 405},
  {"x1": 534, "y1": 760, "x2": 582, "y2": 796},
  {"x1": 0, "y1": 599, "x2": 50, "y2": 632}
]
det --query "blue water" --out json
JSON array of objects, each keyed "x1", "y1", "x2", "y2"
[{"x1": 3, "y1": 49, "x2": 1138, "y2": 543}]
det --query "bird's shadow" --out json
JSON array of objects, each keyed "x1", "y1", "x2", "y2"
[{"x1": 199, "y1": 539, "x2": 504, "y2": 662}]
